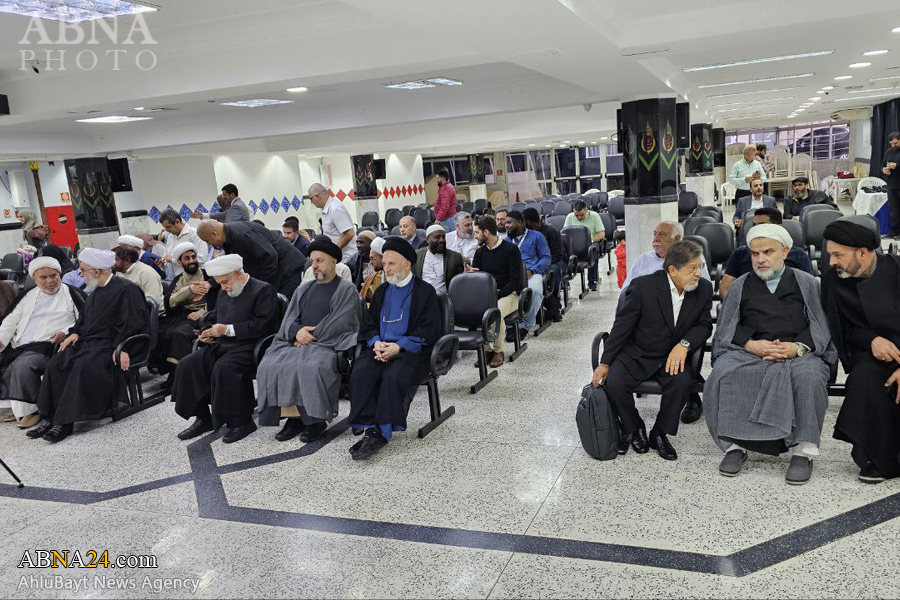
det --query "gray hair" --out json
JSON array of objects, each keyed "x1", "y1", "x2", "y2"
[
  {"x1": 457, "y1": 211, "x2": 472, "y2": 221},
  {"x1": 159, "y1": 207, "x2": 182, "y2": 224},
  {"x1": 663, "y1": 240, "x2": 703, "y2": 272},
  {"x1": 659, "y1": 220, "x2": 683, "y2": 240},
  {"x1": 308, "y1": 183, "x2": 326, "y2": 198}
]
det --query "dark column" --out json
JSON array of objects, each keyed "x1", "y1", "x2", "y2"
[
  {"x1": 712, "y1": 128, "x2": 726, "y2": 168},
  {"x1": 689, "y1": 123, "x2": 713, "y2": 174}
]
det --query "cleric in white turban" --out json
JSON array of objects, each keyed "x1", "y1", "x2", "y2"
[{"x1": 704, "y1": 218, "x2": 837, "y2": 485}]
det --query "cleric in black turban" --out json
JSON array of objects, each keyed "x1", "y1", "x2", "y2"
[{"x1": 822, "y1": 221, "x2": 880, "y2": 250}]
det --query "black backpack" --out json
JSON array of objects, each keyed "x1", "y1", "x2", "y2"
[{"x1": 576, "y1": 384, "x2": 620, "y2": 460}]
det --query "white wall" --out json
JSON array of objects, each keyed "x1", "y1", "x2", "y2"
[
  {"x1": 378, "y1": 153, "x2": 426, "y2": 216},
  {"x1": 851, "y1": 118, "x2": 871, "y2": 166}
]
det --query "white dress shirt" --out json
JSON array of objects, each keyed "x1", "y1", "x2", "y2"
[
  {"x1": 321, "y1": 197, "x2": 358, "y2": 263},
  {"x1": 668, "y1": 274, "x2": 685, "y2": 325},
  {"x1": 422, "y1": 249, "x2": 446, "y2": 294},
  {"x1": 446, "y1": 231, "x2": 478, "y2": 262}
]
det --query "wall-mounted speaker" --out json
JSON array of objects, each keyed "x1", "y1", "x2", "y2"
[
  {"x1": 676, "y1": 102, "x2": 690, "y2": 149},
  {"x1": 0, "y1": 95, "x2": 9, "y2": 116}
]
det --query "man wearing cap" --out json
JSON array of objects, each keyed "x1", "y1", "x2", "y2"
[
  {"x1": 158, "y1": 208, "x2": 208, "y2": 276},
  {"x1": 0, "y1": 257, "x2": 84, "y2": 430},
  {"x1": 412, "y1": 225, "x2": 464, "y2": 294},
  {"x1": 360, "y1": 237, "x2": 386, "y2": 305},
  {"x1": 151, "y1": 243, "x2": 218, "y2": 388},
  {"x1": 782, "y1": 176, "x2": 835, "y2": 220},
  {"x1": 117, "y1": 234, "x2": 166, "y2": 279},
  {"x1": 348, "y1": 230, "x2": 377, "y2": 289},
  {"x1": 197, "y1": 219, "x2": 306, "y2": 297},
  {"x1": 822, "y1": 220, "x2": 900, "y2": 483},
  {"x1": 28, "y1": 249, "x2": 149, "y2": 443},
  {"x1": 257, "y1": 239, "x2": 362, "y2": 443},
  {"x1": 113, "y1": 244, "x2": 164, "y2": 309},
  {"x1": 506, "y1": 210, "x2": 550, "y2": 339},
  {"x1": 171, "y1": 254, "x2": 280, "y2": 444},
  {"x1": 348, "y1": 238, "x2": 442, "y2": 460},
  {"x1": 398, "y1": 216, "x2": 425, "y2": 250},
  {"x1": 705, "y1": 224, "x2": 836, "y2": 484}
]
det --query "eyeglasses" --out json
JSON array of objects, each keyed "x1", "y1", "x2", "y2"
[{"x1": 382, "y1": 310, "x2": 405, "y2": 324}]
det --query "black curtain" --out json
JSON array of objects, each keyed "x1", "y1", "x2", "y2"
[{"x1": 870, "y1": 98, "x2": 900, "y2": 177}]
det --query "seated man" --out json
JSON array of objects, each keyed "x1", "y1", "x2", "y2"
[
  {"x1": 822, "y1": 221, "x2": 900, "y2": 483},
  {"x1": 732, "y1": 178, "x2": 777, "y2": 229},
  {"x1": 0, "y1": 257, "x2": 83, "y2": 429},
  {"x1": 471, "y1": 216, "x2": 524, "y2": 367},
  {"x1": 563, "y1": 200, "x2": 606, "y2": 291},
  {"x1": 446, "y1": 212, "x2": 478, "y2": 264},
  {"x1": 159, "y1": 208, "x2": 208, "y2": 276},
  {"x1": 172, "y1": 254, "x2": 279, "y2": 444},
  {"x1": 782, "y1": 176, "x2": 836, "y2": 220},
  {"x1": 505, "y1": 210, "x2": 550, "y2": 339},
  {"x1": 495, "y1": 208, "x2": 509, "y2": 240},
  {"x1": 592, "y1": 241, "x2": 712, "y2": 461},
  {"x1": 361, "y1": 237, "x2": 386, "y2": 305},
  {"x1": 27, "y1": 249, "x2": 149, "y2": 443},
  {"x1": 620, "y1": 221, "x2": 710, "y2": 292},
  {"x1": 151, "y1": 243, "x2": 217, "y2": 388},
  {"x1": 117, "y1": 234, "x2": 166, "y2": 279},
  {"x1": 412, "y1": 224, "x2": 464, "y2": 294},
  {"x1": 720, "y1": 207, "x2": 814, "y2": 298},
  {"x1": 257, "y1": 239, "x2": 361, "y2": 443},
  {"x1": 113, "y1": 245, "x2": 164, "y2": 308},
  {"x1": 704, "y1": 224, "x2": 836, "y2": 484},
  {"x1": 524, "y1": 207, "x2": 565, "y2": 322},
  {"x1": 302, "y1": 235, "x2": 353, "y2": 284},
  {"x1": 348, "y1": 239, "x2": 441, "y2": 460},
  {"x1": 398, "y1": 216, "x2": 425, "y2": 250},
  {"x1": 348, "y1": 230, "x2": 376, "y2": 289},
  {"x1": 282, "y1": 218, "x2": 311, "y2": 257}
]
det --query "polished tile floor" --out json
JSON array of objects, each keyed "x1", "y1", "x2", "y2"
[{"x1": 1, "y1": 209, "x2": 898, "y2": 598}]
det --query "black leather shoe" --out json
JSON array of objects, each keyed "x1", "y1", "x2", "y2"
[
  {"x1": 475, "y1": 352, "x2": 494, "y2": 368},
  {"x1": 504, "y1": 328, "x2": 517, "y2": 343},
  {"x1": 299, "y1": 422, "x2": 327, "y2": 443},
  {"x1": 26, "y1": 419, "x2": 53, "y2": 439},
  {"x1": 351, "y1": 430, "x2": 388, "y2": 460},
  {"x1": 680, "y1": 397, "x2": 703, "y2": 424},
  {"x1": 631, "y1": 427, "x2": 649, "y2": 454},
  {"x1": 351, "y1": 427, "x2": 364, "y2": 436},
  {"x1": 617, "y1": 430, "x2": 631, "y2": 456},
  {"x1": 649, "y1": 432, "x2": 678, "y2": 461},
  {"x1": 223, "y1": 421, "x2": 257, "y2": 444},
  {"x1": 349, "y1": 437, "x2": 366, "y2": 454},
  {"x1": 551, "y1": 313, "x2": 563, "y2": 323},
  {"x1": 42, "y1": 423, "x2": 73, "y2": 444},
  {"x1": 275, "y1": 418, "x2": 305, "y2": 442},
  {"x1": 859, "y1": 463, "x2": 886, "y2": 484},
  {"x1": 177, "y1": 418, "x2": 213, "y2": 441}
]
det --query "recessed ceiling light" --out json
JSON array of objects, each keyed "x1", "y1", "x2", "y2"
[
  {"x1": 383, "y1": 77, "x2": 462, "y2": 90},
  {"x1": 578, "y1": 141, "x2": 585, "y2": 144},
  {"x1": 863, "y1": 50, "x2": 889, "y2": 56},
  {"x1": 286, "y1": 87, "x2": 308, "y2": 93},
  {"x1": 892, "y1": 26, "x2": 900, "y2": 33},
  {"x1": 528, "y1": 143, "x2": 536, "y2": 147},
  {"x1": 822, "y1": 85, "x2": 834, "y2": 90},
  {"x1": 133, "y1": 107, "x2": 145, "y2": 111},
  {"x1": 76, "y1": 115, "x2": 154, "y2": 124},
  {"x1": 559, "y1": 144, "x2": 567, "y2": 148},
  {"x1": 425, "y1": 77, "x2": 463, "y2": 86},
  {"x1": 796, "y1": 108, "x2": 806, "y2": 112},
  {"x1": 835, "y1": 91, "x2": 900, "y2": 102},
  {"x1": 0, "y1": 0, "x2": 158, "y2": 23},
  {"x1": 682, "y1": 51, "x2": 832, "y2": 72},
  {"x1": 545, "y1": 144, "x2": 552, "y2": 148},
  {"x1": 809, "y1": 96, "x2": 821, "y2": 101},
  {"x1": 219, "y1": 99, "x2": 294, "y2": 108},
  {"x1": 834, "y1": 75, "x2": 853, "y2": 80},
  {"x1": 724, "y1": 113, "x2": 779, "y2": 121},
  {"x1": 849, "y1": 62, "x2": 872, "y2": 69},
  {"x1": 696, "y1": 73, "x2": 815, "y2": 89},
  {"x1": 562, "y1": 140, "x2": 571, "y2": 144},
  {"x1": 849, "y1": 87, "x2": 896, "y2": 94},
  {"x1": 869, "y1": 75, "x2": 900, "y2": 82},
  {"x1": 711, "y1": 96, "x2": 795, "y2": 108}
]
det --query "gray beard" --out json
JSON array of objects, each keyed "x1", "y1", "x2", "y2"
[
  {"x1": 386, "y1": 273, "x2": 405, "y2": 285},
  {"x1": 226, "y1": 277, "x2": 247, "y2": 298},
  {"x1": 683, "y1": 281, "x2": 699, "y2": 292},
  {"x1": 84, "y1": 278, "x2": 100, "y2": 292}
]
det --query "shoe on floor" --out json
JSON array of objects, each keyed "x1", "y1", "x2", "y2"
[
  {"x1": 17, "y1": 414, "x2": 41, "y2": 429},
  {"x1": 475, "y1": 351, "x2": 495, "y2": 368},
  {"x1": 177, "y1": 417, "x2": 213, "y2": 441},
  {"x1": 351, "y1": 430, "x2": 388, "y2": 460},
  {"x1": 489, "y1": 352, "x2": 505, "y2": 368},
  {"x1": 785, "y1": 456, "x2": 813, "y2": 485},
  {"x1": 275, "y1": 417, "x2": 305, "y2": 442},
  {"x1": 631, "y1": 426, "x2": 649, "y2": 454},
  {"x1": 719, "y1": 449, "x2": 748, "y2": 477},
  {"x1": 2, "y1": 413, "x2": 16, "y2": 423},
  {"x1": 299, "y1": 421, "x2": 328, "y2": 443},
  {"x1": 858, "y1": 463, "x2": 886, "y2": 484},
  {"x1": 680, "y1": 398, "x2": 703, "y2": 424},
  {"x1": 649, "y1": 431, "x2": 678, "y2": 461},
  {"x1": 42, "y1": 423, "x2": 73, "y2": 444},
  {"x1": 349, "y1": 437, "x2": 366, "y2": 454},
  {"x1": 26, "y1": 419, "x2": 53, "y2": 439},
  {"x1": 223, "y1": 421, "x2": 257, "y2": 444}
]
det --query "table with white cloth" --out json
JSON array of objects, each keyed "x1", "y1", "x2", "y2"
[{"x1": 853, "y1": 189, "x2": 891, "y2": 235}]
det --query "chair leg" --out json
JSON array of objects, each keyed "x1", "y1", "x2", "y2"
[
  {"x1": 508, "y1": 321, "x2": 528, "y2": 362},
  {"x1": 579, "y1": 270, "x2": 589, "y2": 299},
  {"x1": 561, "y1": 279, "x2": 572, "y2": 315},
  {"x1": 607, "y1": 251, "x2": 614, "y2": 276},
  {"x1": 470, "y1": 346, "x2": 498, "y2": 394},
  {"x1": 418, "y1": 378, "x2": 455, "y2": 438}
]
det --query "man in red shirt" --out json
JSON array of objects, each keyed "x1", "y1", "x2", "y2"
[{"x1": 434, "y1": 168, "x2": 458, "y2": 232}]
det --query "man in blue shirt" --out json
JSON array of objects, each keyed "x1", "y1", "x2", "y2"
[
  {"x1": 720, "y1": 207, "x2": 814, "y2": 298},
  {"x1": 348, "y1": 237, "x2": 441, "y2": 460},
  {"x1": 505, "y1": 210, "x2": 551, "y2": 339}
]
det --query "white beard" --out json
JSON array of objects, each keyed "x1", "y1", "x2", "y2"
[
  {"x1": 683, "y1": 281, "x2": 699, "y2": 292},
  {"x1": 386, "y1": 273, "x2": 405, "y2": 285},
  {"x1": 84, "y1": 277, "x2": 100, "y2": 292},
  {"x1": 227, "y1": 277, "x2": 247, "y2": 298}
]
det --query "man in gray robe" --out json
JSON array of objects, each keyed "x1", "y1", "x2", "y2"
[
  {"x1": 256, "y1": 238, "x2": 361, "y2": 443},
  {"x1": 704, "y1": 224, "x2": 837, "y2": 485}
]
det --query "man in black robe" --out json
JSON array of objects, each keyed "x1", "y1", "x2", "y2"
[
  {"x1": 822, "y1": 220, "x2": 900, "y2": 483},
  {"x1": 197, "y1": 219, "x2": 306, "y2": 297},
  {"x1": 348, "y1": 238, "x2": 441, "y2": 460},
  {"x1": 151, "y1": 243, "x2": 218, "y2": 389},
  {"x1": 171, "y1": 254, "x2": 279, "y2": 444},
  {"x1": 27, "y1": 249, "x2": 149, "y2": 443}
]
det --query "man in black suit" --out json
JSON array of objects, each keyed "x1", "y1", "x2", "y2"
[{"x1": 592, "y1": 240, "x2": 713, "y2": 460}]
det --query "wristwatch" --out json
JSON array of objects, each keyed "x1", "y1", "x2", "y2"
[
  {"x1": 679, "y1": 339, "x2": 690, "y2": 349},
  {"x1": 796, "y1": 344, "x2": 807, "y2": 357}
]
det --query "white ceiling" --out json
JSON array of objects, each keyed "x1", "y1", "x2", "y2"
[{"x1": 0, "y1": 0, "x2": 897, "y2": 160}]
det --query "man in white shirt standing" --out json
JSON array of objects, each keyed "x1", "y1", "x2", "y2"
[
  {"x1": 445, "y1": 211, "x2": 478, "y2": 264},
  {"x1": 729, "y1": 145, "x2": 767, "y2": 204},
  {"x1": 309, "y1": 183, "x2": 357, "y2": 264},
  {"x1": 159, "y1": 208, "x2": 208, "y2": 276},
  {"x1": 0, "y1": 257, "x2": 82, "y2": 429}
]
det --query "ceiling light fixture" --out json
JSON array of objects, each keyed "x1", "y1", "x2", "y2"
[
  {"x1": 559, "y1": 144, "x2": 567, "y2": 147},
  {"x1": 0, "y1": 0, "x2": 158, "y2": 23},
  {"x1": 835, "y1": 92, "x2": 900, "y2": 102},
  {"x1": 133, "y1": 107, "x2": 145, "y2": 111},
  {"x1": 75, "y1": 115, "x2": 153, "y2": 124},
  {"x1": 578, "y1": 140, "x2": 585, "y2": 144},
  {"x1": 724, "y1": 113, "x2": 780, "y2": 121},
  {"x1": 834, "y1": 75, "x2": 853, "y2": 80},
  {"x1": 383, "y1": 77, "x2": 462, "y2": 90},
  {"x1": 892, "y1": 26, "x2": 900, "y2": 33},
  {"x1": 683, "y1": 51, "x2": 832, "y2": 72},
  {"x1": 528, "y1": 143, "x2": 536, "y2": 147},
  {"x1": 868, "y1": 75, "x2": 900, "y2": 82},
  {"x1": 286, "y1": 87, "x2": 308, "y2": 93},
  {"x1": 544, "y1": 144, "x2": 552, "y2": 148},
  {"x1": 704, "y1": 87, "x2": 803, "y2": 100},
  {"x1": 863, "y1": 50, "x2": 889, "y2": 56},
  {"x1": 711, "y1": 96, "x2": 795, "y2": 108},
  {"x1": 822, "y1": 85, "x2": 834, "y2": 90},
  {"x1": 809, "y1": 96, "x2": 822, "y2": 101},
  {"x1": 849, "y1": 87, "x2": 896, "y2": 94},
  {"x1": 849, "y1": 62, "x2": 872, "y2": 68},
  {"x1": 219, "y1": 99, "x2": 294, "y2": 108},
  {"x1": 696, "y1": 73, "x2": 815, "y2": 89}
]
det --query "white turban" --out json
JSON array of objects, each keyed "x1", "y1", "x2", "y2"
[
  {"x1": 205, "y1": 254, "x2": 243, "y2": 276},
  {"x1": 746, "y1": 224, "x2": 793, "y2": 249},
  {"x1": 28, "y1": 257, "x2": 61, "y2": 277},
  {"x1": 79, "y1": 248, "x2": 115, "y2": 270},
  {"x1": 370, "y1": 237, "x2": 386, "y2": 256},
  {"x1": 117, "y1": 235, "x2": 144, "y2": 249},
  {"x1": 171, "y1": 242, "x2": 196, "y2": 261},
  {"x1": 426, "y1": 224, "x2": 445, "y2": 237}
]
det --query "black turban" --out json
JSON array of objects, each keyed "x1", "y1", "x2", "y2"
[
  {"x1": 823, "y1": 220, "x2": 880, "y2": 250},
  {"x1": 507, "y1": 210, "x2": 524, "y2": 222},
  {"x1": 522, "y1": 207, "x2": 540, "y2": 223},
  {"x1": 307, "y1": 238, "x2": 343, "y2": 261},
  {"x1": 382, "y1": 236, "x2": 417, "y2": 265}
]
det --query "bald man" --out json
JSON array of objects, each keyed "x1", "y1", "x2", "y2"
[
  {"x1": 398, "y1": 216, "x2": 425, "y2": 250},
  {"x1": 308, "y1": 183, "x2": 357, "y2": 263},
  {"x1": 729, "y1": 145, "x2": 767, "y2": 203}
]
